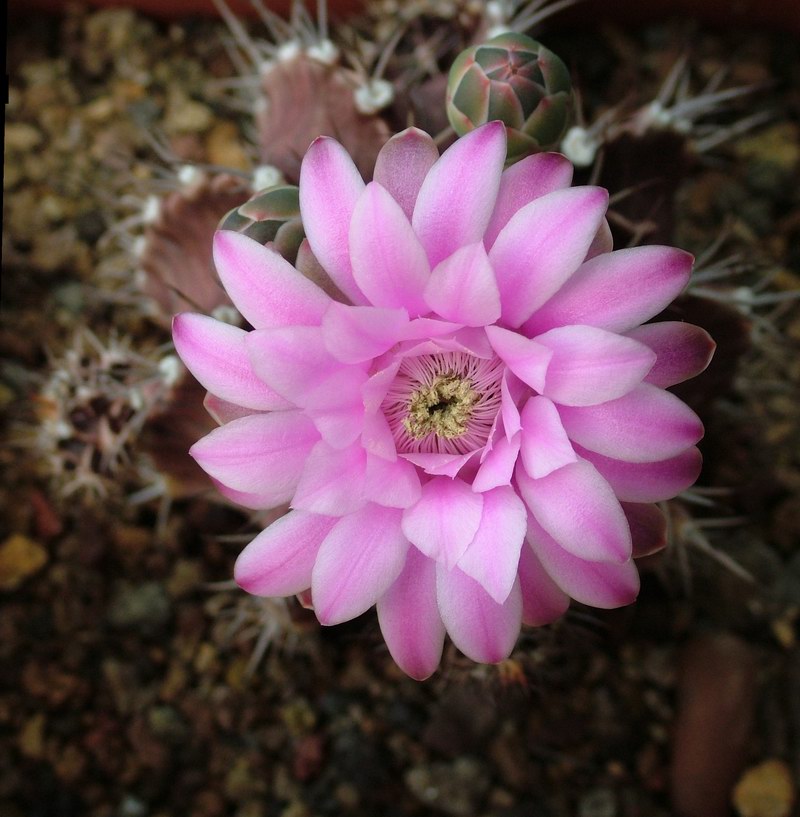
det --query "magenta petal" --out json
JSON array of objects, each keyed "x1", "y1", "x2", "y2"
[
  {"x1": 484, "y1": 152, "x2": 574, "y2": 249},
  {"x1": 576, "y1": 444, "x2": 703, "y2": 503},
  {"x1": 527, "y1": 516, "x2": 640, "y2": 609},
  {"x1": 213, "y1": 231, "x2": 330, "y2": 328},
  {"x1": 472, "y1": 433, "x2": 520, "y2": 492},
  {"x1": 623, "y1": 502, "x2": 668, "y2": 558},
  {"x1": 412, "y1": 121, "x2": 507, "y2": 268},
  {"x1": 234, "y1": 511, "x2": 337, "y2": 596},
  {"x1": 486, "y1": 326, "x2": 552, "y2": 392},
  {"x1": 535, "y1": 324, "x2": 657, "y2": 406},
  {"x1": 401, "y1": 477, "x2": 484, "y2": 568},
  {"x1": 366, "y1": 454, "x2": 422, "y2": 509},
  {"x1": 558, "y1": 384, "x2": 704, "y2": 463},
  {"x1": 373, "y1": 127, "x2": 440, "y2": 220},
  {"x1": 517, "y1": 544, "x2": 570, "y2": 626},
  {"x1": 312, "y1": 504, "x2": 409, "y2": 625},
  {"x1": 489, "y1": 186, "x2": 609, "y2": 327},
  {"x1": 292, "y1": 440, "x2": 367, "y2": 516},
  {"x1": 436, "y1": 565, "x2": 522, "y2": 663},
  {"x1": 424, "y1": 242, "x2": 501, "y2": 326},
  {"x1": 349, "y1": 182, "x2": 431, "y2": 316},
  {"x1": 321, "y1": 302, "x2": 408, "y2": 363},
  {"x1": 299, "y1": 136, "x2": 367, "y2": 304},
  {"x1": 456, "y1": 486, "x2": 526, "y2": 603},
  {"x1": 584, "y1": 218, "x2": 613, "y2": 261},
  {"x1": 245, "y1": 326, "x2": 345, "y2": 403},
  {"x1": 377, "y1": 547, "x2": 444, "y2": 680},
  {"x1": 517, "y1": 459, "x2": 632, "y2": 563},
  {"x1": 626, "y1": 321, "x2": 716, "y2": 388},
  {"x1": 519, "y1": 396, "x2": 577, "y2": 478},
  {"x1": 190, "y1": 411, "x2": 318, "y2": 501},
  {"x1": 525, "y1": 246, "x2": 694, "y2": 335},
  {"x1": 173, "y1": 314, "x2": 291, "y2": 411}
]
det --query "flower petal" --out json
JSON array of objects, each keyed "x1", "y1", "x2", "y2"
[
  {"x1": 517, "y1": 543, "x2": 570, "y2": 626},
  {"x1": 489, "y1": 186, "x2": 609, "y2": 327},
  {"x1": 436, "y1": 565, "x2": 522, "y2": 663},
  {"x1": 203, "y1": 393, "x2": 259, "y2": 425},
  {"x1": 485, "y1": 326, "x2": 552, "y2": 392},
  {"x1": 472, "y1": 433, "x2": 520, "y2": 493},
  {"x1": 622, "y1": 502, "x2": 668, "y2": 558},
  {"x1": 401, "y1": 450, "x2": 479, "y2": 479},
  {"x1": 483, "y1": 152, "x2": 574, "y2": 249},
  {"x1": 373, "y1": 127, "x2": 440, "y2": 220},
  {"x1": 519, "y1": 396, "x2": 577, "y2": 479},
  {"x1": 312, "y1": 504, "x2": 409, "y2": 625},
  {"x1": 575, "y1": 444, "x2": 703, "y2": 503},
  {"x1": 299, "y1": 136, "x2": 367, "y2": 304},
  {"x1": 234, "y1": 510, "x2": 337, "y2": 596},
  {"x1": 366, "y1": 454, "x2": 422, "y2": 509},
  {"x1": 402, "y1": 477, "x2": 484, "y2": 568},
  {"x1": 584, "y1": 218, "x2": 613, "y2": 261},
  {"x1": 349, "y1": 182, "x2": 431, "y2": 315},
  {"x1": 424, "y1": 242, "x2": 501, "y2": 326},
  {"x1": 457, "y1": 486, "x2": 527, "y2": 603},
  {"x1": 292, "y1": 439, "x2": 367, "y2": 516},
  {"x1": 173, "y1": 314, "x2": 291, "y2": 411},
  {"x1": 516, "y1": 459, "x2": 631, "y2": 563},
  {"x1": 525, "y1": 246, "x2": 694, "y2": 335},
  {"x1": 558, "y1": 384, "x2": 704, "y2": 463},
  {"x1": 212, "y1": 231, "x2": 331, "y2": 328},
  {"x1": 377, "y1": 547, "x2": 444, "y2": 680},
  {"x1": 626, "y1": 321, "x2": 716, "y2": 388},
  {"x1": 321, "y1": 302, "x2": 409, "y2": 363},
  {"x1": 527, "y1": 516, "x2": 640, "y2": 609},
  {"x1": 412, "y1": 121, "x2": 507, "y2": 268},
  {"x1": 190, "y1": 411, "x2": 317, "y2": 501},
  {"x1": 535, "y1": 324, "x2": 657, "y2": 406}
]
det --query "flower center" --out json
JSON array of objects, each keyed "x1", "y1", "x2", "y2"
[{"x1": 382, "y1": 352, "x2": 505, "y2": 455}]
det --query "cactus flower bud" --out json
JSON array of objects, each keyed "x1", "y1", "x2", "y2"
[{"x1": 446, "y1": 33, "x2": 572, "y2": 163}]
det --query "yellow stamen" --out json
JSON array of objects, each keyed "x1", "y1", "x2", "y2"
[{"x1": 403, "y1": 372, "x2": 478, "y2": 440}]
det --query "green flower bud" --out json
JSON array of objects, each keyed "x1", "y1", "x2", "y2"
[
  {"x1": 219, "y1": 184, "x2": 304, "y2": 262},
  {"x1": 446, "y1": 33, "x2": 572, "y2": 163}
]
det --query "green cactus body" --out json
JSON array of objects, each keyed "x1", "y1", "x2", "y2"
[{"x1": 447, "y1": 32, "x2": 572, "y2": 163}]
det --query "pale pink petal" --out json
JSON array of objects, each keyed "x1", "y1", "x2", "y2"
[
  {"x1": 203, "y1": 393, "x2": 259, "y2": 425},
  {"x1": 234, "y1": 510, "x2": 337, "y2": 596},
  {"x1": 535, "y1": 324, "x2": 657, "y2": 406},
  {"x1": 212, "y1": 231, "x2": 330, "y2": 328},
  {"x1": 489, "y1": 186, "x2": 609, "y2": 327},
  {"x1": 349, "y1": 182, "x2": 431, "y2": 315},
  {"x1": 362, "y1": 358, "x2": 402, "y2": 412},
  {"x1": 377, "y1": 546, "x2": 444, "y2": 680},
  {"x1": 403, "y1": 317, "x2": 464, "y2": 340},
  {"x1": 484, "y1": 152, "x2": 574, "y2": 249},
  {"x1": 456, "y1": 486, "x2": 527, "y2": 603},
  {"x1": 361, "y1": 410, "x2": 397, "y2": 461},
  {"x1": 472, "y1": 433, "x2": 520, "y2": 492},
  {"x1": 623, "y1": 502, "x2": 668, "y2": 558},
  {"x1": 321, "y1": 302, "x2": 409, "y2": 363},
  {"x1": 312, "y1": 504, "x2": 409, "y2": 625},
  {"x1": 527, "y1": 515, "x2": 640, "y2": 609},
  {"x1": 424, "y1": 242, "x2": 501, "y2": 326},
  {"x1": 299, "y1": 136, "x2": 367, "y2": 304},
  {"x1": 412, "y1": 121, "x2": 507, "y2": 268},
  {"x1": 584, "y1": 219, "x2": 613, "y2": 260},
  {"x1": 626, "y1": 322, "x2": 716, "y2": 388},
  {"x1": 301, "y1": 368, "x2": 368, "y2": 448},
  {"x1": 501, "y1": 374, "x2": 523, "y2": 439},
  {"x1": 575, "y1": 444, "x2": 703, "y2": 503},
  {"x1": 485, "y1": 326, "x2": 552, "y2": 392},
  {"x1": 401, "y1": 477, "x2": 484, "y2": 568},
  {"x1": 373, "y1": 127, "x2": 440, "y2": 220},
  {"x1": 436, "y1": 566, "x2": 522, "y2": 663},
  {"x1": 291, "y1": 439, "x2": 367, "y2": 516},
  {"x1": 517, "y1": 544, "x2": 570, "y2": 626},
  {"x1": 245, "y1": 326, "x2": 348, "y2": 403},
  {"x1": 401, "y1": 450, "x2": 478, "y2": 478},
  {"x1": 558, "y1": 384, "x2": 704, "y2": 463},
  {"x1": 190, "y1": 411, "x2": 317, "y2": 501},
  {"x1": 516, "y1": 459, "x2": 631, "y2": 563},
  {"x1": 173, "y1": 314, "x2": 291, "y2": 411},
  {"x1": 524, "y1": 246, "x2": 694, "y2": 335},
  {"x1": 519, "y1": 396, "x2": 577, "y2": 478},
  {"x1": 210, "y1": 478, "x2": 283, "y2": 511},
  {"x1": 365, "y1": 454, "x2": 422, "y2": 509}
]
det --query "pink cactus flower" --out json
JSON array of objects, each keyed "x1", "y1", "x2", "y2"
[{"x1": 173, "y1": 121, "x2": 714, "y2": 679}]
